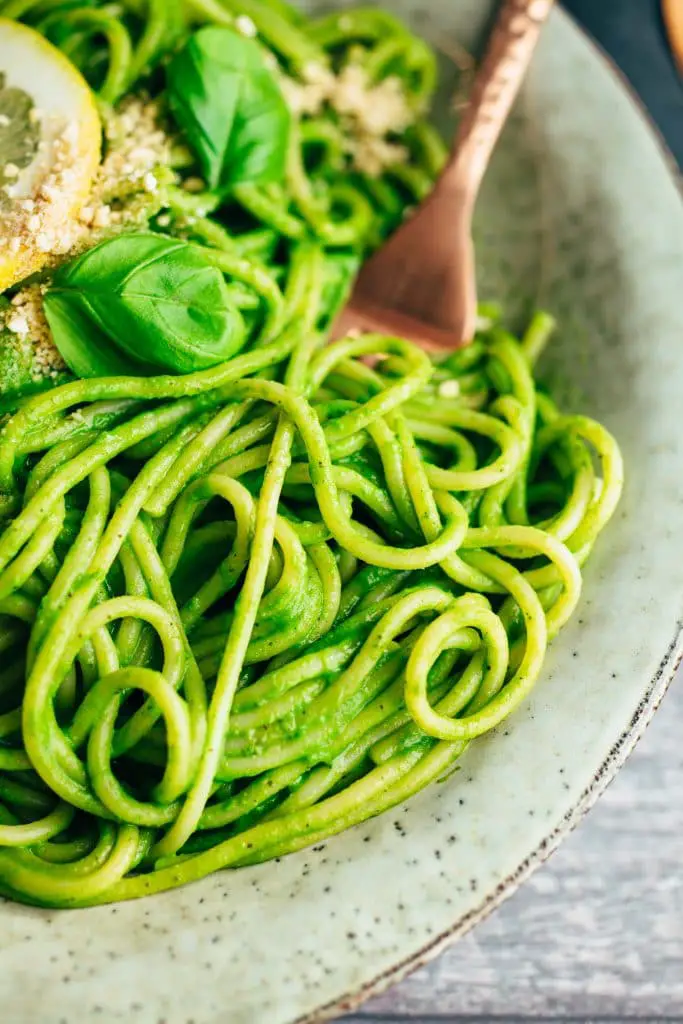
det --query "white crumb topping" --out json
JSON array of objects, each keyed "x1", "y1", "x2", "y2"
[
  {"x1": 2, "y1": 284, "x2": 65, "y2": 382},
  {"x1": 182, "y1": 176, "x2": 206, "y2": 193},
  {"x1": 280, "y1": 62, "x2": 414, "y2": 176},
  {"x1": 350, "y1": 136, "x2": 408, "y2": 177},
  {"x1": 143, "y1": 171, "x2": 158, "y2": 193},
  {"x1": 235, "y1": 14, "x2": 258, "y2": 37},
  {"x1": 92, "y1": 204, "x2": 112, "y2": 229},
  {"x1": 0, "y1": 98, "x2": 172, "y2": 383},
  {"x1": 76, "y1": 97, "x2": 171, "y2": 243},
  {"x1": 7, "y1": 313, "x2": 29, "y2": 335},
  {"x1": 333, "y1": 65, "x2": 413, "y2": 136}
]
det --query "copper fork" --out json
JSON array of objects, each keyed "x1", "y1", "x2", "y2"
[{"x1": 334, "y1": 0, "x2": 555, "y2": 352}]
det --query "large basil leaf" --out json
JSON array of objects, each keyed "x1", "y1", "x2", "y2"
[
  {"x1": 44, "y1": 233, "x2": 247, "y2": 376},
  {"x1": 166, "y1": 27, "x2": 291, "y2": 192},
  {"x1": 42, "y1": 290, "x2": 149, "y2": 378}
]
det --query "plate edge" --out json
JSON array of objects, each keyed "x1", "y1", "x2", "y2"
[{"x1": 300, "y1": 620, "x2": 683, "y2": 1024}]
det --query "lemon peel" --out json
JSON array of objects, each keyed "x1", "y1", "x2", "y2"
[{"x1": 0, "y1": 18, "x2": 101, "y2": 291}]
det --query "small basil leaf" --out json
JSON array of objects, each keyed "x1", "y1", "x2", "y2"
[
  {"x1": 45, "y1": 232, "x2": 247, "y2": 376},
  {"x1": 167, "y1": 27, "x2": 291, "y2": 192}
]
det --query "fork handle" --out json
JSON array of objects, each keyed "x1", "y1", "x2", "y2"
[{"x1": 441, "y1": 0, "x2": 554, "y2": 204}]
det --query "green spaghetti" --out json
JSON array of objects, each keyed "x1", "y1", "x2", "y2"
[{"x1": 0, "y1": 0, "x2": 623, "y2": 908}]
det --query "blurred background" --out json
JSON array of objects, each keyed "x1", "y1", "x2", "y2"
[
  {"x1": 343, "y1": 2, "x2": 683, "y2": 1022},
  {"x1": 569, "y1": 0, "x2": 683, "y2": 165}
]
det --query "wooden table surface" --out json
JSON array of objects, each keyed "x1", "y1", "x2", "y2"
[{"x1": 343, "y1": 2, "x2": 683, "y2": 1020}]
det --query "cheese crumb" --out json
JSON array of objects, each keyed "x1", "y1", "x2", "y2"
[
  {"x1": 0, "y1": 114, "x2": 10, "y2": 128},
  {"x1": 350, "y1": 136, "x2": 408, "y2": 177},
  {"x1": 92, "y1": 204, "x2": 112, "y2": 229},
  {"x1": 280, "y1": 63, "x2": 335, "y2": 117},
  {"x1": 7, "y1": 313, "x2": 29, "y2": 336},
  {"x1": 0, "y1": 117, "x2": 90, "y2": 263},
  {"x1": 70, "y1": 97, "x2": 171, "y2": 248},
  {"x1": 235, "y1": 14, "x2": 258, "y2": 37},
  {"x1": 438, "y1": 380, "x2": 461, "y2": 399}
]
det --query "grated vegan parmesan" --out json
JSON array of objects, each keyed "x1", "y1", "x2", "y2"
[
  {"x1": 280, "y1": 62, "x2": 414, "y2": 176},
  {"x1": 77, "y1": 97, "x2": 171, "y2": 243},
  {"x1": 0, "y1": 112, "x2": 87, "y2": 259},
  {"x1": 438, "y1": 379, "x2": 461, "y2": 399},
  {"x1": 348, "y1": 135, "x2": 408, "y2": 178}
]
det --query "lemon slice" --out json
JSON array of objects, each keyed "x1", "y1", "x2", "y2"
[{"x1": 0, "y1": 18, "x2": 101, "y2": 291}]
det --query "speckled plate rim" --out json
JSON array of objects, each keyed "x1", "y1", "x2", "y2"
[{"x1": 296, "y1": 16, "x2": 683, "y2": 1024}]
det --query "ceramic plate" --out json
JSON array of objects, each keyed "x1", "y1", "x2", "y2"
[{"x1": 3, "y1": 3, "x2": 683, "y2": 1022}]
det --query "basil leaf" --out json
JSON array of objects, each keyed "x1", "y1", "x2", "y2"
[
  {"x1": 44, "y1": 232, "x2": 247, "y2": 376},
  {"x1": 167, "y1": 27, "x2": 291, "y2": 192}
]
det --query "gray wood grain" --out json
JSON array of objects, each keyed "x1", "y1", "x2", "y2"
[{"x1": 340, "y1": 673, "x2": 683, "y2": 1021}]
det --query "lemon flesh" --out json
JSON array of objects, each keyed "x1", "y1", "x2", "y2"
[{"x1": 0, "y1": 18, "x2": 101, "y2": 291}]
